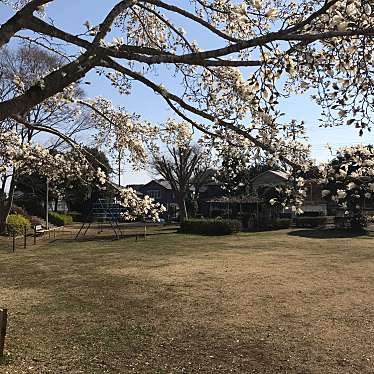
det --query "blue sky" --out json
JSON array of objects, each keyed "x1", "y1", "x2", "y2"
[{"x1": 1, "y1": 1, "x2": 373, "y2": 184}]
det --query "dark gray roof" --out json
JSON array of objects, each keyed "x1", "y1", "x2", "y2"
[
  {"x1": 126, "y1": 184, "x2": 145, "y2": 191},
  {"x1": 251, "y1": 170, "x2": 289, "y2": 183},
  {"x1": 156, "y1": 179, "x2": 172, "y2": 190}
]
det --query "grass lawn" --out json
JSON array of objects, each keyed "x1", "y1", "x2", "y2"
[{"x1": 1, "y1": 227, "x2": 374, "y2": 373}]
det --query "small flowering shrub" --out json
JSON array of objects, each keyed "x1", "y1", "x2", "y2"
[
  {"x1": 319, "y1": 145, "x2": 374, "y2": 229},
  {"x1": 6, "y1": 214, "x2": 31, "y2": 234}
]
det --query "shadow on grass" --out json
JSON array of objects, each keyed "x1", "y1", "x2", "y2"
[
  {"x1": 73, "y1": 230, "x2": 179, "y2": 243},
  {"x1": 156, "y1": 226, "x2": 180, "y2": 231},
  {"x1": 288, "y1": 228, "x2": 369, "y2": 239},
  {"x1": 0, "y1": 253, "x2": 293, "y2": 374}
]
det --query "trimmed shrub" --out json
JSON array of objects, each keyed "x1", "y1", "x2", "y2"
[
  {"x1": 334, "y1": 215, "x2": 368, "y2": 230},
  {"x1": 48, "y1": 212, "x2": 73, "y2": 226},
  {"x1": 180, "y1": 218, "x2": 241, "y2": 235},
  {"x1": 6, "y1": 214, "x2": 31, "y2": 234},
  {"x1": 295, "y1": 216, "x2": 328, "y2": 228},
  {"x1": 272, "y1": 218, "x2": 292, "y2": 229}
]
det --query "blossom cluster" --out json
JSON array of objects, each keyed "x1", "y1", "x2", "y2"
[
  {"x1": 267, "y1": 175, "x2": 306, "y2": 215},
  {"x1": 0, "y1": 130, "x2": 166, "y2": 221},
  {"x1": 0, "y1": 133, "x2": 95, "y2": 183},
  {"x1": 119, "y1": 187, "x2": 166, "y2": 222},
  {"x1": 159, "y1": 119, "x2": 193, "y2": 148},
  {"x1": 3, "y1": 0, "x2": 374, "y2": 211},
  {"x1": 319, "y1": 145, "x2": 374, "y2": 217},
  {"x1": 87, "y1": 97, "x2": 159, "y2": 168}
]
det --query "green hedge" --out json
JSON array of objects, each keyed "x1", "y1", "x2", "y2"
[
  {"x1": 295, "y1": 216, "x2": 328, "y2": 228},
  {"x1": 48, "y1": 212, "x2": 73, "y2": 226},
  {"x1": 272, "y1": 218, "x2": 292, "y2": 229},
  {"x1": 6, "y1": 214, "x2": 31, "y2": 234},
  {"x1": 180, "y1": 218, "x2": 241, "y2": 236}
]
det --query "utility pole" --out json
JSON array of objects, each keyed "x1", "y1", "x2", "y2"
[
  {"x1": 46, "y1": 177, "x2": 49, "y2": 229},
  {"x1": 116, "y1": 131, "x2": 123, "y2": 187},
  {"x1": 118, "y1": 150, "x2": 122, "y2": 187}
]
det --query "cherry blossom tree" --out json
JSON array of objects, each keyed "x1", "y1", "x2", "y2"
[
  {"x1": 0, "y1": 44, "x2": 91, "y2": 232},
  {"x1": 1, "y1": 0, "x2": 374, "y2": 229},
  {"x1": 0, "y1": 131, "x2": 165, "y2": 231},
  {"x1": 0, "y1": 43, "x2": 166, "y2": 231},
  {"x1": 0, "y1": 133, "x2": 96, "y2": 232},
  {"x1": 319, "y1": 145, "x2": 374, "y2": 229},
  {"x1": 0, "y1": 0, "x2": 373, "y2": 168}
]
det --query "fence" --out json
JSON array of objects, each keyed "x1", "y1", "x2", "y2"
[
  {"x1": 0, "y1": 226, "x2": 73, "y2": 252},
  {"x1": 0, "y1": 223, "x2": 177, "y2": 252}
]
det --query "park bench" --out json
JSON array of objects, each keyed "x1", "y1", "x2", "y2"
[{"x1": 34, "y1": 224, "x2": 49, "y2": 236}]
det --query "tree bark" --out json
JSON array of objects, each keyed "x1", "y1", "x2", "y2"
[
  {"x1": 0, "y1": 53, "x2": 98, "y2": 122},
  {"x1": 177, "y1": 195, "x2": 188, "y2": 222},
  {"x1": 0, "y1": 172, "x2": 17, "y2": 234},
  {"x1": 0, "y1": 208, "x2": 7, "y2": 235},
  {"x1": 0, "y1": 1, "x2": 55, "y2": 48}
]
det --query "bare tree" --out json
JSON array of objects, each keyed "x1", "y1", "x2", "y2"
[{"x1": 151, "y1": 144, "x2": 211, "y2": 221}]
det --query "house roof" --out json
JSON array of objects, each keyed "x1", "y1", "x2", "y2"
[
  {"x1": 126, "y1": 183, "x2": 144, "y2": 190},
  {"x1": 251, "y1": 170, "x2": 289, "y2": 183},
  {"x1": 140, "y1": 179, "x2": 172, "y2": 190},
  {"x1": 156, "y1": 179, "x2": 172, "y2": 190}
]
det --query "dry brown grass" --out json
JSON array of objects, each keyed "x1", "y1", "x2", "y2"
[{"x1": 1, "y1": 228, "x2": 374, "y2": 373}]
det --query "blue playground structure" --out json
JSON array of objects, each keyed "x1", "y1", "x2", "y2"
[{"x1": 75, "y1": 198, "x2": 126, "y2": 240}]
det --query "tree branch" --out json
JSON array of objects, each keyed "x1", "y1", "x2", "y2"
[
  {"x1": 0, "y1": 0, "x2": 54, "y2": 47},
  {"x1": 0, "y1": 52, "x2": 99, "y2": 121},
  {"x1": 141, "y1": 0, "x2": 241, "y2": 43},
  {"x1": 93, "y1": 0, "x2": 136, "y2": 44},
  {"x1": 100, "y1": 57, "x2": 299, "y2": 168},
  {"x1": 23, "y1": 16, "x2": 263, "y2": 67}
]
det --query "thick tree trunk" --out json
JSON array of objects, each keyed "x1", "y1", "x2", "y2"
[
  {"x1": 0, "y1": 206, "x2": 8, "y2": 235},
  {"x1": 0, "y1": 173, "x2": 17, "y2": 234},
  {"x1": 177, "y1": 195, "x2": 188, "y2": 222},
  {"x1": 0, "y1": 201, "x2": 12, "y2": 234},
  {"x1": 0, "y1": 179, "x2": 6, "y2": 234}
]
